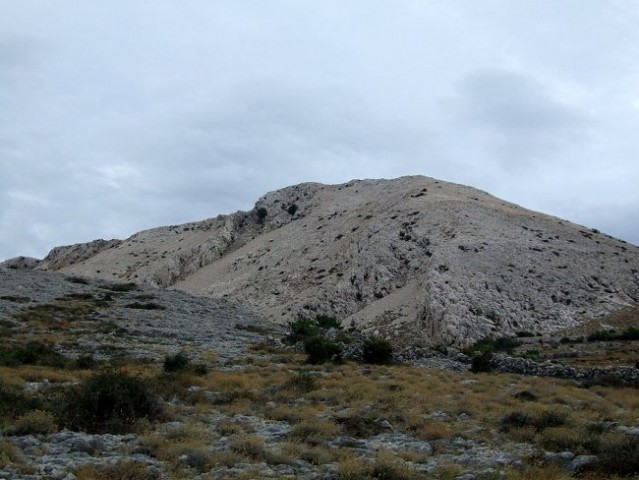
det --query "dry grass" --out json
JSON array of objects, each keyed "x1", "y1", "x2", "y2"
[
  {"x1": 6, "y1": 409, "x2": 58, "y2": 435},
  {"x1": 288, "y1": 418, "x2": 340, "y2": 444},
  {"x1": 75, "y1": 461, "x2": 159, "y2": 480},
  {"x1": 0, "y1": 440, "x2": 21, "y2": 469},
  {"x1": 0, "y1": 309, "x2": 638, "y2": 479}
]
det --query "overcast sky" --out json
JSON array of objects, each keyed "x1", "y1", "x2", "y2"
[{"x1": 1, "y1": 1, "x2": 639, "y2": 261}]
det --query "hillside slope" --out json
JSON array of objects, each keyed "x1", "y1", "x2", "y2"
[{"x1": 35, "y1": 176, "x2": 639, "y2": 346}]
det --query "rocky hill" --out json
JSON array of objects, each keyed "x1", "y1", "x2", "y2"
[{"x1": 30, "y1": 176, "x2": 639, "y2": 346}]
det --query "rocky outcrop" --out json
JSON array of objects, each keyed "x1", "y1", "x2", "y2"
[
  {"x1": 41, "y1": 239, "x2": 122, "y2": 270},
  {"x1": 35, "y1": 176, "x2": 639, "y2": 346},
  {"x1": 0, "y1": 256, "x2": 41, "y2": 270}
]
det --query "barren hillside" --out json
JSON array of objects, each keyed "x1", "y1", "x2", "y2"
[{"x1": 34, "y1": 176, "x2": 639, "y2": 346}]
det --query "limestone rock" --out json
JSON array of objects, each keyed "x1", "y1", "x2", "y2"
[
  {"x1": 0, "y1": 256, "x2": 41, "y2": 270},
  {"x1": 35, "y1": 176, "x2": 639, "y2": 346}
]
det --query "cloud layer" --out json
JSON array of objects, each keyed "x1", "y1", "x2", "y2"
[{"x1": 1, "y1": 1, "x2": 638, "y2": 260}]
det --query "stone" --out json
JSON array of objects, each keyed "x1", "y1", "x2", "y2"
[
  {"x1": 617, "y1": 426, "x2": 639, "y2": 436},
  {"x1": 544, "y1": 451, "x2": 575, "y2": 466},
  {"x1": 566, "y1": 455, "x2": 597, "y2": 472}
]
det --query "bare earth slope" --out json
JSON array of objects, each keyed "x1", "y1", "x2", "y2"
[{"x1": 35, "y1": 176, "x2": 639, "y2": 346}]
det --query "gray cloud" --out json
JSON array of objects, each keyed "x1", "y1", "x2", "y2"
[
  {"x1": 449, "y1": 69, "x2": 591, "y2": 165},
  {"x1": 1, "y1": 1, "x2": 638, "y2": 260}
]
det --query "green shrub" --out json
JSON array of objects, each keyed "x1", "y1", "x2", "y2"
[
  {"x1": 75, "y1": 354, "x2": 98, "y2": 370},
  {"x1": 286, "y1": 315, "x2": 342, "y2": 344},
  {"x1": 499, "y1": 411, "x2": 530, "y2": 431},
  {"x1": 66, "y1": 276, "x2": 89, "y2": 284},
  {"x1": 0, "y1": 380, "x2": 34, "y2": 420},
  {"x1": 287, "y1": 204, "x2": 298, "y2": 215},
  {"x1": 513, "y1": 390, "x2": 538, "y2": 401},
  {"x1": 314, "y1": 314, "x2": 341, "y2": 330},
  {"x1": 256, "y1": 207, "x2": 268, "y2": 223},
  {"x1": 515, "y1": 331, "x2": 535, "y2": 338},
  {"x1": 0, "y1": 341, "x2": 67, "y2": 368},
  {"x1": 287, "y1": 318, "x2": 320, "y2": 343},
  {"x1": 64, "y1": 370, "x2": 163, "y2": 434},
  {"x1": 470, "y1": 352, "x2": 493, "y2": 373},
  {"x1": 163, "y1": 352, "x2": 190, "y2": 372},
  {"x1": 304, "y1": 336, "x2": 341, "y2": 364},
  {"x1": 587, "y1": 330, "x2": 616, "y2": 342},
  {"x1": 619, "y1": 326, "x2": 639, "y2": 341},
  {"x1": 499, "y1": 410, "x2": 566, "y2": 433},
  {"x1": 465, "y1": 336, "x2": 520, "y2": 355},
  {"x1": 362, "y1": 337, "x2": 393, "y2": 364}
]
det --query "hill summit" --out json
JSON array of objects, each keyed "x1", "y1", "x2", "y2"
[{"x1": 33, "y1": 176, "x2": 639, "y2": 346}]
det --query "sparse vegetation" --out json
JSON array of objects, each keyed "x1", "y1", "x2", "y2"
[
  {"x1": 64, "y1": 370, "x2": 163, "y2": 434},
  {"x1": 2, "y1": 269, "x2": 639, "y2": 478},
  {"x1": 0, "y1": 341, "x2": 67, "y2": 368},
  {"x1": 466, "y1": 336, "x2": 521, "y2": 355}
]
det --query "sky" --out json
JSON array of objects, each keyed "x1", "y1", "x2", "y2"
[{"x1": 1, "y1": 1, "x2": 639, "y2": 261}]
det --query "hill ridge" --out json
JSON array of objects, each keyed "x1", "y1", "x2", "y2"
[{"x1": 24, "y1": 175, "x2": 639, "y2": 346}]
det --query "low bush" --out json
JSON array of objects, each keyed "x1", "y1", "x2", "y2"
[
  {"x1": 362, "y1": 337, "x2": 393, "y2": 364},
  {"x1": 285, "y1": 371, "x2": 317, "y2": 393},
  {"x1": 0, "y1": 381, "x2": 34, "y2": 420},
  {"x1": 314, "y1": 314, "x2": 341, "y2": 330},
  {"x1": 587, "y1": 330, "x2": 616, "y2": 342},
  {"x1": 75, "y1": 354, "x2": 98, "y2": 370},
  {"x1": 125, "y1": 302, "x2": 165, "y2": 310},
  {"x1": 163, "y1": 352, "x2": 190, "y2": 372},
  {"x1": 103, "y1": 282, "x2": 138, "y2": 292},
  {"x1": 286, "y1": 314, "x2": 341, "y2": 344},
  {"x1": 515, "y1": 331, "x2": 535, "y2": 338},
  {"x1": 470, "y1": 352, "x2": 493, "y2": 373},
  {"x1": 499, "y1": 410, "x2": 566, "y2": 433},
  {"x1": 287, "y1": 318, "x2": 320, "y2": 343},
  {"x1": 304, "y1": 336, "x2": 340, "y2": 364},
  {"x1": 229, "y1": 434, "x2": 266, "y2": 460},
  {"x1": 64, "y1": 370, "x2": 163, "y2": 434},
  {"x1": 6, "y1": 410, "x2": 58, "y2": 436},
  {"x1": 619, "y1": 326, "x2": 639, "y2": 341},
  {"x1": 256, "y1": 207, "x2": 268, "y2": 223},
  {"x1": 465, "y1": 336, "x2": 520, "y2": 355},
  {"x1": 0, "y1": 341, "x2": 67, "y2": 368},
  {"x1": 513, "y1": 390, "x2": 538, "y2": 401}
]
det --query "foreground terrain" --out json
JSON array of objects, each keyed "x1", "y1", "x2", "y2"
[{"x1": 1, "y1": 268, "x2": 638, "y2": 479}]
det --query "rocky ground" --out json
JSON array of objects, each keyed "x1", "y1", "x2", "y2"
[{"x1": 1, "y1": 267, "x2": 638, "y2": 479}]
